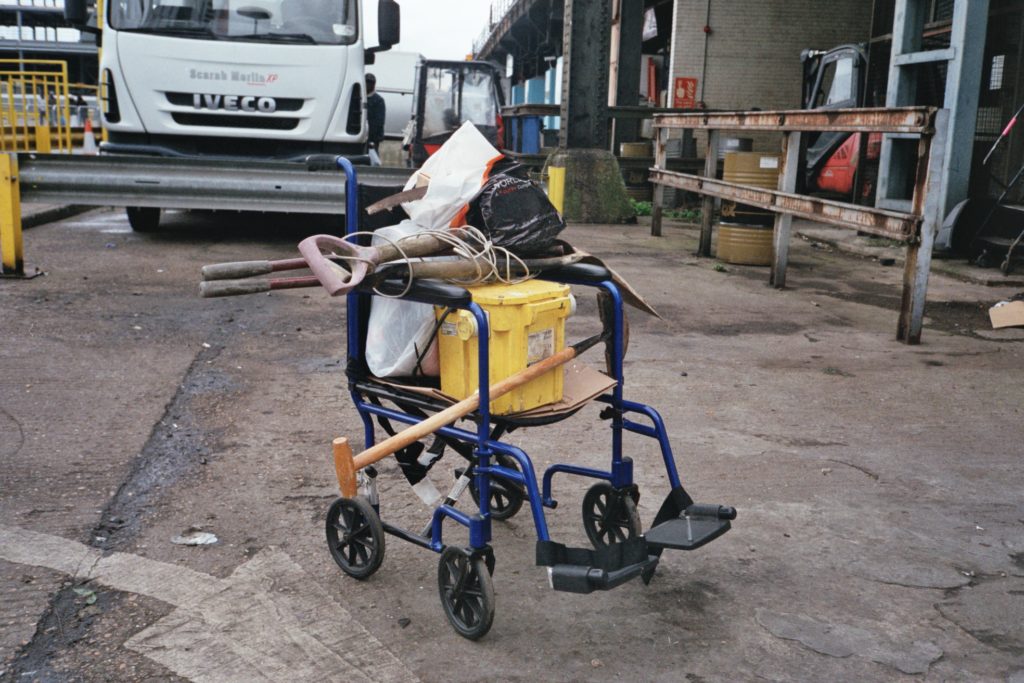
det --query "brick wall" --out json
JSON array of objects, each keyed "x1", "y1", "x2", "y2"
[{"x1": 669, "y1": 0, "x2": 872, "y2": 111}]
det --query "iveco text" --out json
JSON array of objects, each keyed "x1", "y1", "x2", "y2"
[{"x1": 193, "y1": 94, "x2": 277, "y2": 113}]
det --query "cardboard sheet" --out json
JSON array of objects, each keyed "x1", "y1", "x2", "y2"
[
  {"x1": 989, "y1": 300, "x2": 1024, "y2": 329},
  {"x1": 375, "y1": 360, "x2": 616, "y2": 419}
]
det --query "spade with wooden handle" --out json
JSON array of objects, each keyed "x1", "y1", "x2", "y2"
[
  {"x1": 331, "y1": 332, "x2": 606, "y2": 497},
  {"x1": 199, "y1": 253, "x2": 585, "y2": 298}
]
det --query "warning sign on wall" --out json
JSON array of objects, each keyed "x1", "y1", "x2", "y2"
[{"x1": 673, "y1": 77, "x2": 698, "y2": 109}]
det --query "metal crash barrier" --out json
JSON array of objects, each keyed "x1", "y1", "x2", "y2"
[
  {"x1": 0, "y1": 153, "x2": 411, "y2": 277},
  {"x1": 15, "y1": 155, "x2": 410, "y2": 212},
  {"x1": 648, "y1": 106, "x2": 946, "y2": 345}
]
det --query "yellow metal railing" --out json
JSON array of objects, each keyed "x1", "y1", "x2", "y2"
[{"x1": 0, "y1": 59, "x2": 73, "y2": 153}]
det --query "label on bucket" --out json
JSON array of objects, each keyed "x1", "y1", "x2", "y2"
[
  {"x1": 527, "y1": 328, "x2": 555, "y2": 365},
  {"x1": 440, "y1": 321, "x2": 458, "y2": 336},
  {"x1": 759, "y1": 156, "x2": 779, "y2": 169}
]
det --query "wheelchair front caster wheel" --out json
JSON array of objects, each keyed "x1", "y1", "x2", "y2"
[
  {"x1": 325, "y1": 496, "x2": 384, "y2": 580},
  {"x1": 581, "y1": 482, "x2": 642, "y2": 548},
  {"x1": 437, "y1": 547, "x2": 495, "y2": 640}
]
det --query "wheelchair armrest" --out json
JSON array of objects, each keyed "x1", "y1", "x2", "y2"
[
  {"x1": 536, "y1": 263, "x2": 611, "y2": 284},
  {"x1": 362, "y1": 277, "x2": 472, "y2": 307}
]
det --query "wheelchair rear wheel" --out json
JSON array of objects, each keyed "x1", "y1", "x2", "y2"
[{"x1": 325, "y1": 496, "x2": 385, "y2": 580}]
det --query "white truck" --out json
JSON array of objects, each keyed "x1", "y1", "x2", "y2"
[{"x1": 64, "y1": 0, "x2": 399, "y2": 230}]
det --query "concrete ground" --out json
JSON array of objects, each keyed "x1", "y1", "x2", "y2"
[{"x1": 1, "y1": 207, "x2": 1022, "y2": 682}]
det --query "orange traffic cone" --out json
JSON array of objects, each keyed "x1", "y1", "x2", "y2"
[{"x1": 81, "y1": 117, "x2": 97, "y2": 155}]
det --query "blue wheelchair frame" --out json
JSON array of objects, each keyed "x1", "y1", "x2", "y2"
[{"x1": 335, "y1": 158, "x2": 685, "y2": 556}]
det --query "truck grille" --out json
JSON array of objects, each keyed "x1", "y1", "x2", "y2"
[
  {"x1": 165, "y1": 92, "x2": 305, "y2": 112},
  {"x1": 171, "y1": 113, "x2": 299, "y2": 130}
]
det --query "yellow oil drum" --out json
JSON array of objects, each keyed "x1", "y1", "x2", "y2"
[
  {"x1": 620, "y1": 142, "x2": 652, "y2": 157},
  {"x1": 720, "y1": 151, "x2": 780, "y2": 227},
  {"x1": 621, "y1": 141, "x2": 653, "y2": 202},
  {"x1": 716, "y1": 224, "x2": 775, "y2": 266},
  {"x1": 717, "y1": 151, "x2": 779, "y2": 265}
]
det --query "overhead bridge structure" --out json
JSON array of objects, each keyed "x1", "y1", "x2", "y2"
[{"x1": 475, "y1": 0, "x2": 655, "y2": 152}]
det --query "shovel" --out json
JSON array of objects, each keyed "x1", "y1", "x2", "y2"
[
  {"x1": 199, "y1": 232, "x2": 453, "y2": 292},
  {"x1": 298, "y1": 232, "x2": 458, "y2": 297},
  {"x1": 199, "y1": 253, "x2": 585, "y2": 297}
]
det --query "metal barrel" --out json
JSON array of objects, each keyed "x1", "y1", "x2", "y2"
[
  {"x1": 620, "y1": 141, "x2": 653, "y2": 202},
  {"x1": 717, "y1": 151, "x2": 780, "y2": 265}
]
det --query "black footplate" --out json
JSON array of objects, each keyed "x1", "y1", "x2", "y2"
[
  {"x1": 644, "y1": 486, "x2": 736, "y2": 552},
  {"x1": 537, "y1": 539, "x2": 660, "y2": 594}
]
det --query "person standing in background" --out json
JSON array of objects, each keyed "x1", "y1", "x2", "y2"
[{"x1": 366, "y1": 73, "x2": 385, "y2": 165}]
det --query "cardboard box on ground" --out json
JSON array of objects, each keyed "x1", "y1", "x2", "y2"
[{"x1": 989, "y1": 299, "x2": 1024, "y2": 328}]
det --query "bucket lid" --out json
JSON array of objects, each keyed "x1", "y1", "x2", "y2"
[{"x1": 468, "y1": 279, "x2": 570, "y2": 305}]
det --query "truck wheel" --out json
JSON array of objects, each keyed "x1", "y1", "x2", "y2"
[{"x1": 126, "y1": 207, "x2": 161, "y2": 232}]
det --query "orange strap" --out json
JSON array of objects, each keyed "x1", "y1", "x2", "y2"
[{"x1": 449, "y1": 153, "x2": 505, "y2": 229}]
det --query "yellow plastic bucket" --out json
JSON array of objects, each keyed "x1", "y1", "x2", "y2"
[{"x1": 435, "y1": 279, "x2": 573, "y2": 414}]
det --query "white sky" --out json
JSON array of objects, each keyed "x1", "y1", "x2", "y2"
[{"x1": 364, "y1": 1, "x2": 493, "y2": 61}]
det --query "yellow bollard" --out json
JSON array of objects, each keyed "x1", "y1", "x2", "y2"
[
  {"x1": 0, "y1": 152, "x2": 39, "y2": 278},
  {"x1": 547, "y1": 165, "x2": 565, "y2": 215}
]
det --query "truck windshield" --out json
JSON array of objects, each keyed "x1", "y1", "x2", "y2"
[{"x1": 110, "y1": 0, "x2": 358, "y2": 45}]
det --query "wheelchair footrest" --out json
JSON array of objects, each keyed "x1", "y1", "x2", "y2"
[
  {"x1": 537, "y1": 539, "x2": 659, "y2": 594},
  {"x1": 644, "y1": 503, "x2": 735, "y2": 551}
]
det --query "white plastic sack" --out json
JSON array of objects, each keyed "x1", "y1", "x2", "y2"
[
  {"x1": 401, "y1": 121, "x2": 503, "y2": 230},
  {"x1": 366, "y1": 123, "x2": 502, "y2": 378},
  {"x1": 365, "y1": 220, "x2": 441, "y2": 377}
]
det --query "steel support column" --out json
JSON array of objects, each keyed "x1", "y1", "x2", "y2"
[
  {"x1": 937, "y1": 0, "x2": 989, "y2": 228},
  {"x1": 612, "y1": 0, "x2": 644, "y2": 149},
  {"x1": 559, "y1": 0, "x2": 611, "y2": 149},
  {"x1": 877, "y1": 0, "x2": 988, "y2": 232}
]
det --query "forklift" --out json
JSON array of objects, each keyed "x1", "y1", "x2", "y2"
[
  {"x1": 802, "y1": 44, "x2": 1024, "y2": 269},
  {"x1": 403, "y1": 59, "x2": 505, "y2": 167},
  {"x1": 799, "y1": 43, "x2": 877, "y2": 201}
]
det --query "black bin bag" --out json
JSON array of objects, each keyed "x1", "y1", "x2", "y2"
[{"x1": 465, "y1": 173, "x2": 565, "y2": 256}]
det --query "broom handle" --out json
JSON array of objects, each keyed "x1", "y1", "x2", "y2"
[{"x1": 351, "y1": 345, "x2": 578, "y2": 471}]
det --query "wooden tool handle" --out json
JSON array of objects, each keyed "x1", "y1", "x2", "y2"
[
  {"x1": 201, "y1": 260, "x2": 274, "y2": 281},
  {"x1": 365, "y1": 185, "x2": 428, "y2": 215},
  {"x1": 200, "y1": 275, "x2": 319, "y2": 297},
  {"x1": 373, "y1": 232, "x2": 449, "y2": 264},
  {"x1": 351, "y1": 345, "x2": 578, "y2": 472},
  {"x1": 201, "y1": 257, "x2": 309, "y2": 281}
]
